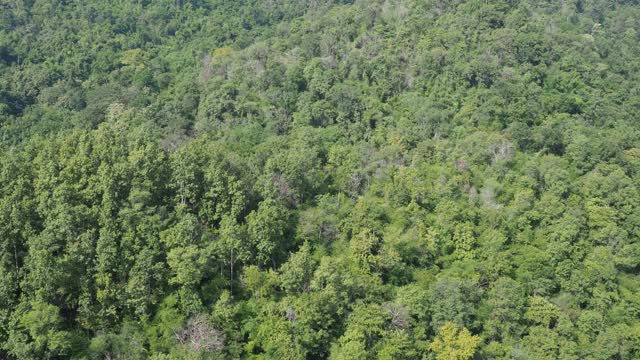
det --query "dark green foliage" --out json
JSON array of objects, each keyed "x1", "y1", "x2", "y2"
[{"x1": 1, "y1": 0, "x2": 640, "y2": 358}]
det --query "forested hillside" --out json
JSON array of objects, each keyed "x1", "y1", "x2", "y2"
[{"x1": 1, "y1": 0, "x2": 640, "y2": 359}]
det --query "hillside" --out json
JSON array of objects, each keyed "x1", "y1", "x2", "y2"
[{"x1": 1, "y1": 0, "x2": 640, "y2": 359}]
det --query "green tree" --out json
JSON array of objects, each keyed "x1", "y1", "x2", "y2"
[
  {"x1": 246, "y1": 199, "x2": 290, "y2": 268},
  {"x1": 280, "y1": 242, "x2": 316, "y2": 293}
]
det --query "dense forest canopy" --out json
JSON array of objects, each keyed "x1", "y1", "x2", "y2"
[{"x1": 1, "y1": 0, "x2": 640, "y2": 358}]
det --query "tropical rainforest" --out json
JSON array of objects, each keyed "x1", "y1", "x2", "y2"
[{"x1": 1, "y1": 0, "x2": 640, "y2": 359}]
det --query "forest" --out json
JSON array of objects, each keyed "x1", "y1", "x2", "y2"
[{"x1": 1, "y1": 0, "x2": 640, "y2": 359}]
